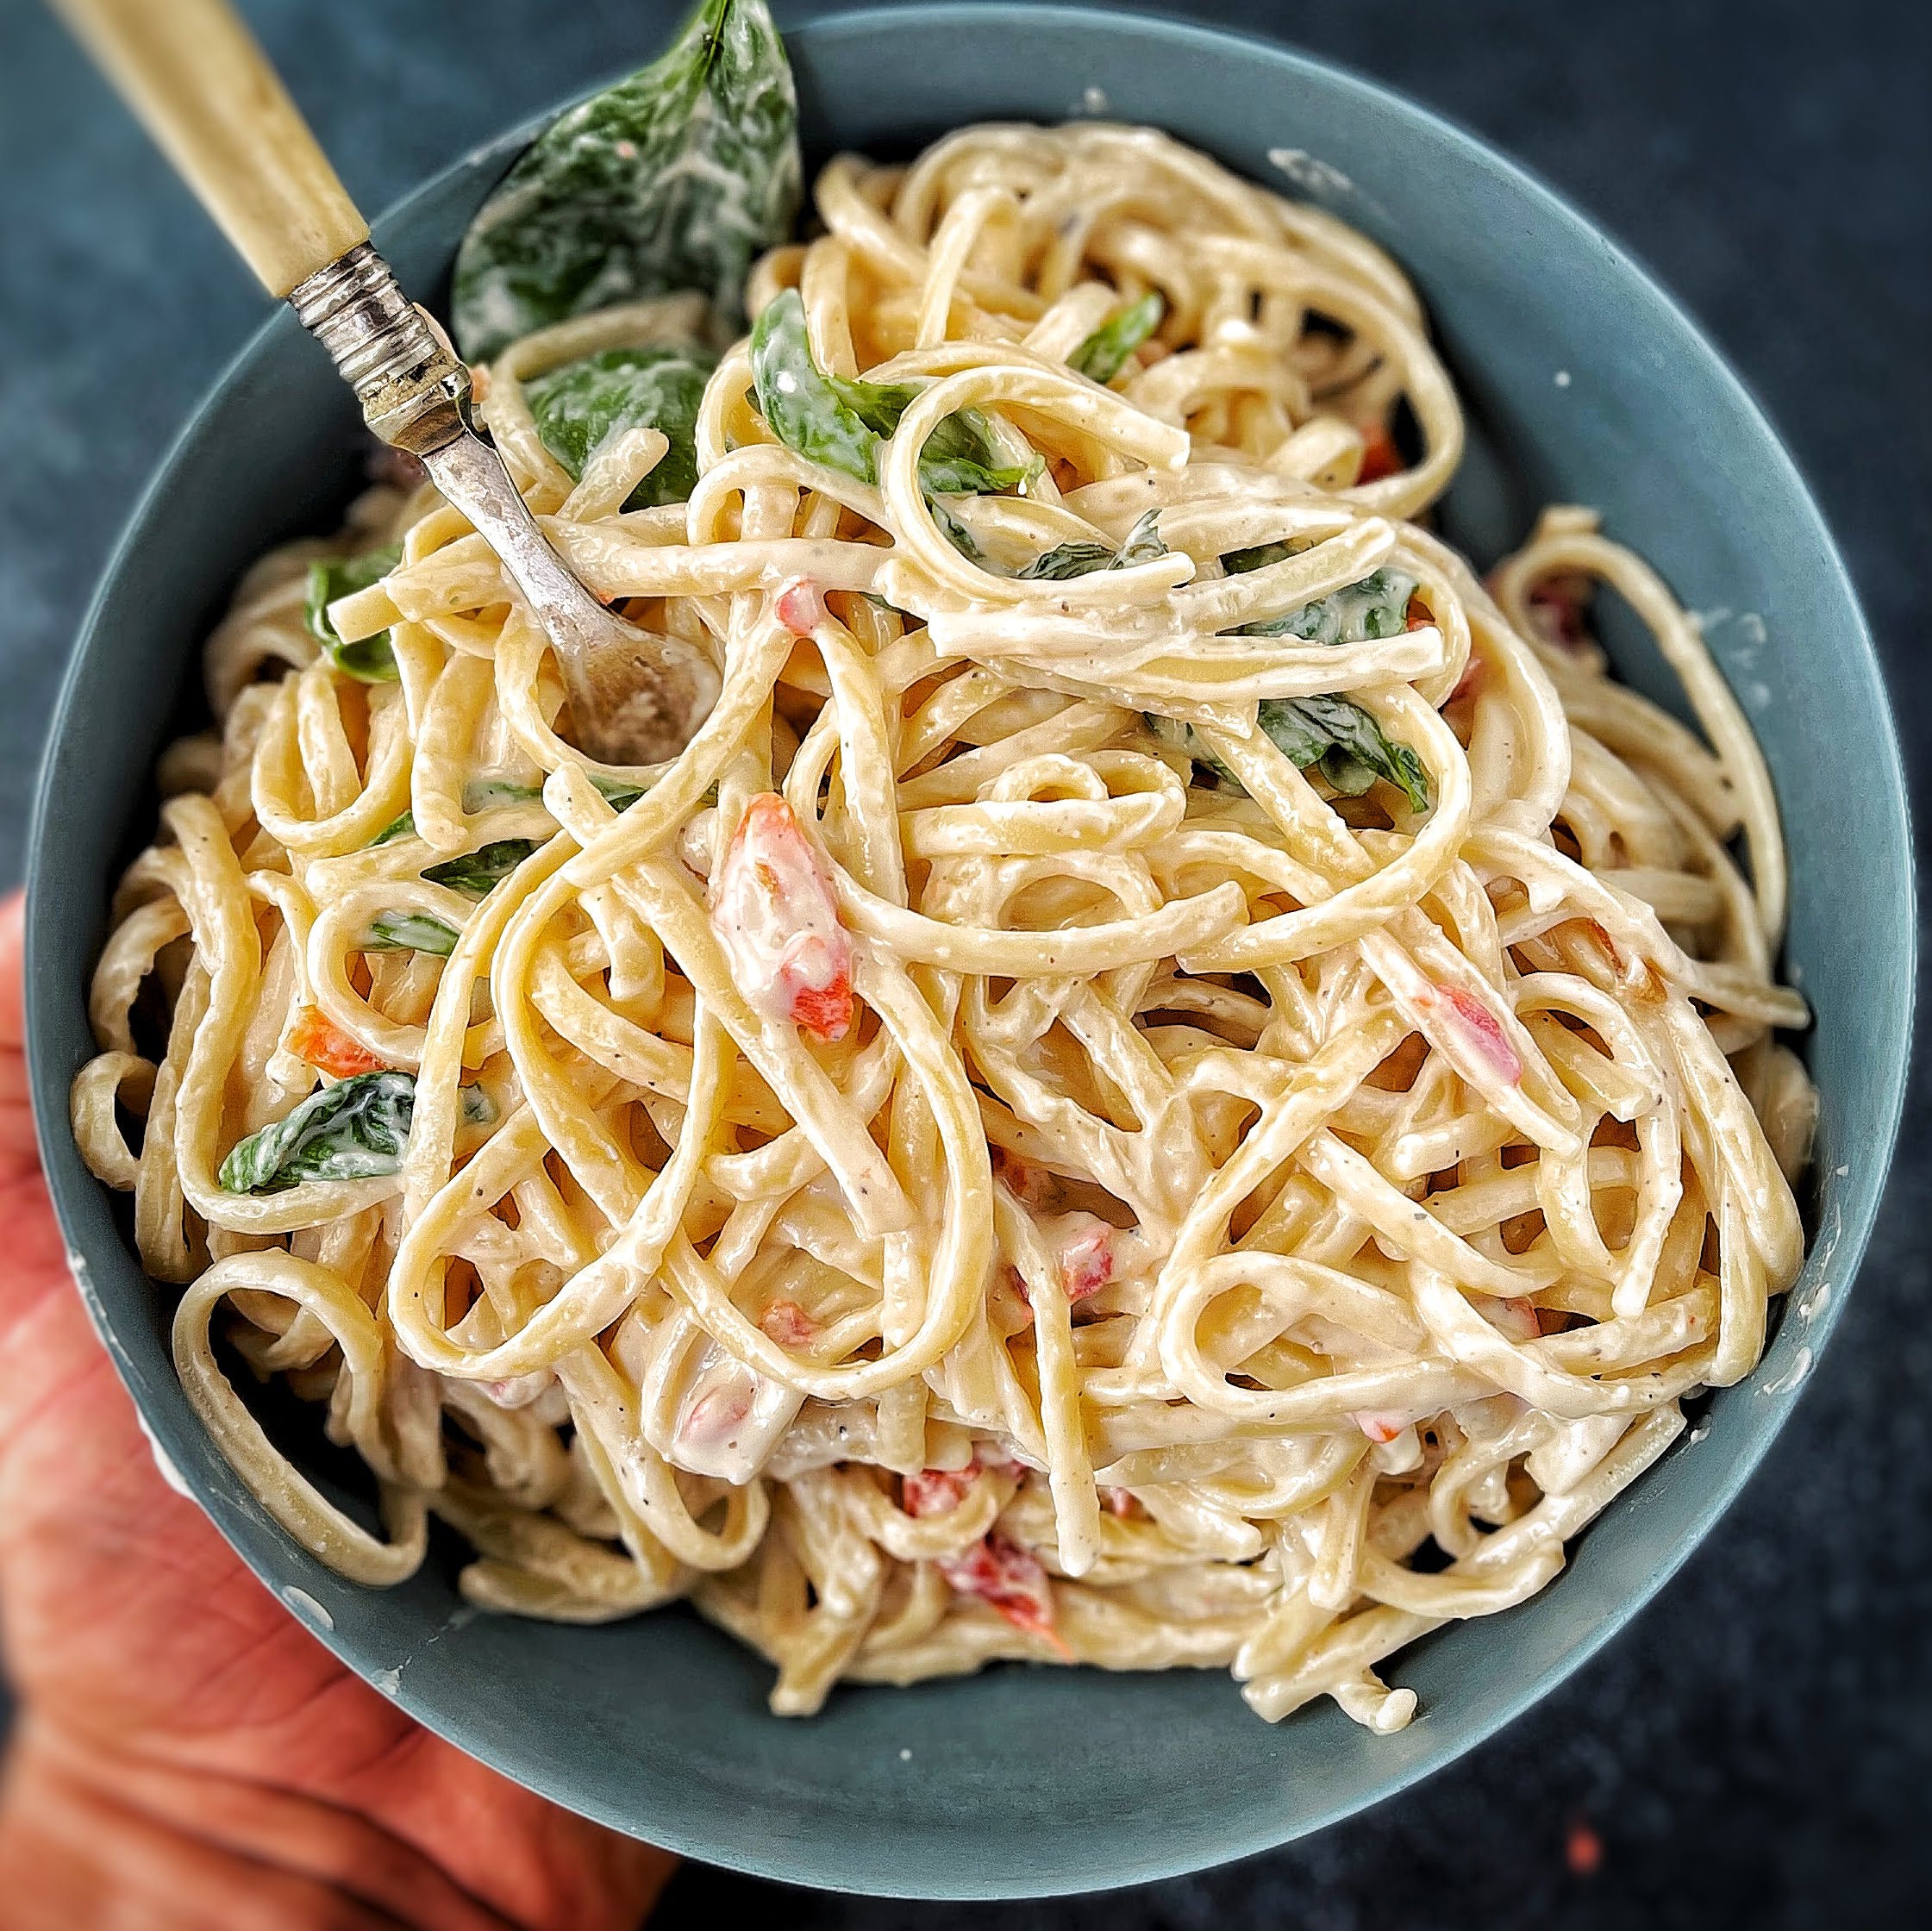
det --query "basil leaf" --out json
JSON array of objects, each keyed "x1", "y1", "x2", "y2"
[
  {"x1": 452, "y1": 0, "x2": 800, "y2": 359},
  {"x1": 594, "y1": 777, "x2": 647, "y2": 811},
  {"x1": 1259, "y1": 695, "x2": 1432, "y2": 812},
  {"x1": 422, "y1": 839, "x2": 542, "y2": 898},
  {"x1": 1017, "y1": 509, "x2": 1166, "y2": 581},
  {"x1": 749, "y1": 289, "x2": 1041, "y2": 496},
  {"x1": 1144, "y1": 712, "x2": 1240, "y2": 788},
  {"x1": 375, "y1": 775, "x2": 642, "y2": 851},
  {"x1": 1070, "y1": 291, "x2": 1165, "y2": 384},
  {"x1": 220, "y1": 1072, "x2": 416, "y2": 1193},
  {"x1": 1017, "y1": 541, "x2": 1115, "y2": 582},
  {"x1": 928, "y1": 497, "x2": 985, "y2": 563},
  {"x1": 305, "y1": 545, "x2": 402, "y2": 683},
  {"x1": 915, "y1": 409, "x2": 1041, "y2": 495},
  {"x1": 1224, "y1": 562, "x2": 1417, "y2": 644},
  {"x1": 749, "y1": 289, "x2": 882, "y2": 482},
  {"x1": 462, "y1": 777, "x2": 544, "y2": 812},
  {"x1": 522, "y1": 344, "x2": 717, "y2": 509},
  {"x1": 1116, "y1": 510, "x2": 1169, "y2": 566},
  {"x1": 471, "y1": 773, "x2": 646, "y2": 811},
  {"x1": 1220, "y1": 540, "x2": 1295, "y2": 576},
  {"x1": 1144, "y1": 689, "x2": 1431, "y2": 814},
  {"x1": 220, "y1": 1072, "x2": 495, "y2": 1193},
  {"x1": 364, "y1": 911, "x2": 460, "y2": 957}
]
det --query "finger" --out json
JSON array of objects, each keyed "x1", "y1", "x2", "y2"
[
  {"x1": 0, "y1": 890, "x2": 112, "y2": 1407},
  {"x1": 0, "y1": 892, "x2": 38, "y2": 1180},
  {"x1": 0, "y1": 890, "x2": 23, "y2": 1052}
]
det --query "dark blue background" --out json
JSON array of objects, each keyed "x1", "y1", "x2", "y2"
[{"x1": 2, "y1": 2, "x2": 1927, "y2": 1922}]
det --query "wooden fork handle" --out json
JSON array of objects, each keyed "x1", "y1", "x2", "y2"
[{"x1": 53, "y1": 0, "x2": 368, "y2": 296}]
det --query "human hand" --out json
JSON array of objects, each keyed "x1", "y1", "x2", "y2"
[{"x1": 0, "y1": 891, "x2": 677, "y2": 1930}]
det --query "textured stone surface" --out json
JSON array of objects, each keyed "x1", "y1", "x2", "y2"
[{"x1": 1, "y1": 0, "x2": 1927, "y2": 1921}]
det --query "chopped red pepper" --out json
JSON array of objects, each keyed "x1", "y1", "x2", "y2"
[
  {"x1": 1526, "y1": 577, "x2": 1591, "y2": 651},
  {"x1": 710, "y1": 793, "x2": 855, "y2": 1043},
  {"x1": 936, "y1": 1535, "x2": 1072, "y2": 1658},
  {"x1": 1351, "y1": 1409, "x2": 1410, "y2": 1445},
  {"x1": 1058, "y1": 1217, "x2": 1116, "y2": 1302},
  {"x1": 902, "y1": 1466, "x2": 978, "y2": 1517},
  {"x1": 285, "y1": 1006, "x2": 386, "y2": 1079},
  {"x1": 759, "y1": 1299, "x2": 817, "y2": 1347},
  {"x1": 775, "y1": 576, "x2": 825, "y2": 637},
  {"x1": 678, "y1": 1374, "x2": 753, "y2": 1451},
  {"x1": 991, "y1": 1144, "x2": 1057, "y2": 1209},
  {"x1": 1357, "y1": 422, "x2": 1404, "y2": 483},
  {"x1": 1423, "y1": 984, "x2": 1524, "y2": 1085}
]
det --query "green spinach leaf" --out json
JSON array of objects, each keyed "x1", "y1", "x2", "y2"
[
  {"x1": 1016, "y1": 539, "x2": 1115, "y2": 581},
  {"x1": 305, "y1": 545, "x2": 402, "y2": 683},
  {"x1": 592, "y1": 776, "x2": 647, "y2": 811},
  {"x1": 1221, "y1": 556, "x2": 1416, "y2": 644},
  {"x1": 1216, "y1": 553, "x2": 1424, "y2": 819},
  {"x1": 372, "y1": 774, "x2": 645, "y2": 850},
  {"x1": 453, "y1": 0, "x2": 799, "y2": 360},
  {"x1": 1145, "y1": 712, "x2": 1241, "y2": 788},
  {"x1": 1069, "y1": 291, "x2": 1165, "y2": 385},
  {"x1": 1219, "y1": 539, "x2": 1295, "y2": 576},
  {"x1": 748, "y1": 288, "x2": 881, "y2": 481},
  {"x1": 462, "y1": 773, "x2": 648, "y2": 811},
  {"x1": 1258, "y1": 695, "x2": 1432, "y2": 811},
  {"x1": 915, "y1": 410, "x2": 1041, "y2": 495},
  {"x1": 928, "y1": 496, "x2": 985, "y2": 563},
  {"x1": 461, "y1": 777, "x2": 542, "y2": 813},
  {"x1": 422, "y1": 839, "x2": 542, "y2": 898},
  {"x1": 1145, "y1": 691, "x2": 1431, "y2": 813},
  {"x1": 749, "y1": 289, "x2": 1041, "y2": 495},
  {"x1": 1017, "y1": 509, "x2": 1166, "y2": 580},
  {"x1": 220, "y1": 1072, "x2": 416, "y2": 1193},
  {"x1": 364, "y1": 911, "x2": 461, "y2": 957},
  {"x1": 220, "y1": 1072, "x2": 495, "y2": 1194},
  {"x1": 522, "y1": 343, "x2": 717, "y2": 509}
]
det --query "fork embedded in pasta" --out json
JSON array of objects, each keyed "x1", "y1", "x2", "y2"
[{"x1": 72, "y1": 120, "x2": 1815, "y2": 1729}]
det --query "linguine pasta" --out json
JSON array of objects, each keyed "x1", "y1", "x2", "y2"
[{"x1": 73, "y1": 121, "x2": 1815, "y2": 1729}]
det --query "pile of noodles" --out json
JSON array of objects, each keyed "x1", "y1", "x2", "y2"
[{"x1": 74, "y1": 122, "x2": 1813, "y2": 1727}]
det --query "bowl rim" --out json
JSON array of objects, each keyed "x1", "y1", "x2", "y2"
[{"x1": 23, "y1": 1, "x2": 1916, "y2": 1897}]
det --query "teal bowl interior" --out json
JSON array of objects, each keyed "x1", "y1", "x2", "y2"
[{"x1": 23, "y1": 3, "x2": 1914, "y2": 1900}]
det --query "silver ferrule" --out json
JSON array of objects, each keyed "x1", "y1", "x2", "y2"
[{"x1": 288, "y1": 243, "x2": 470, "y2": 455}]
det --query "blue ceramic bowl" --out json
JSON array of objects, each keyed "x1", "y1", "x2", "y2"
[{"x1": 25, "y1": 3, "x2": 1913, "y2": 1899}]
